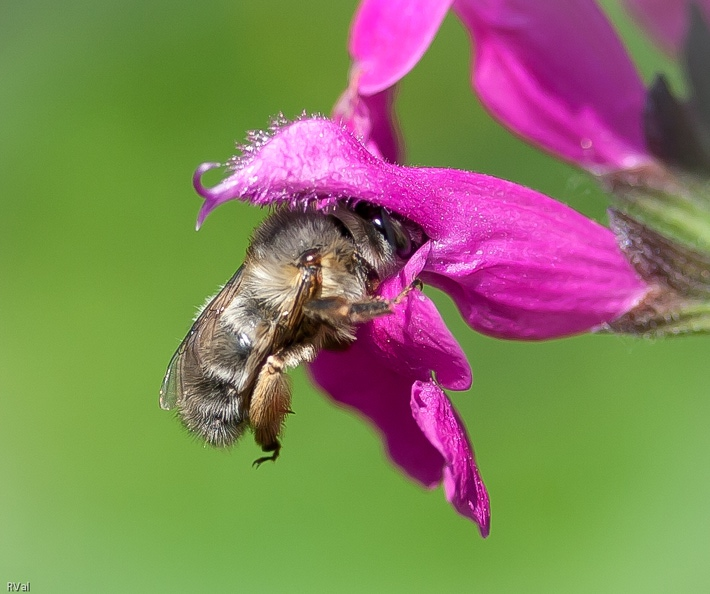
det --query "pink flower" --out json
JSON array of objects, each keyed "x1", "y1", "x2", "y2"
[
  {"x1": 193, "y1": 117, "x2": 649, "y2": 535},
  {"x1": 337, "y1": 0, "x2": 654, "y2": 172}
]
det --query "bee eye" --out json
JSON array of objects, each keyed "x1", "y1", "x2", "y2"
[
  {"x1": 353, "y1": 203, "x2": 413, "y2": 258},
  {"x1": 374, "y1": 208, "x2": 412, "y2": 258}
]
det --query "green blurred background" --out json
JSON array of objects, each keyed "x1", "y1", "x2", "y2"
[{"x1": 2, "y1": 1, "x2": 709, "y2": 592}]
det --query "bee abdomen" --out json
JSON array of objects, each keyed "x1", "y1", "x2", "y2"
[{"x1": 179, "y1": 378, "x2": 247, "y2": 447}]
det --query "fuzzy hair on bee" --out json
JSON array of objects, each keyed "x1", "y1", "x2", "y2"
[{"x1": 160, "y1": 204, "x2": 416, "y2": 465}]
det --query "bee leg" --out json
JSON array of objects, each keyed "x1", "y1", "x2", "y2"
[
  {"x1": 249, "y1": 354, "x2": 290, "y2": 467},
  {"x1": 252, "y1": 440, "x2": 280, "y2": 468},
  {"x1": 304, "y1": 278, "x2": 424, "y2": 325},
  {"x1": 304, "y1": 296, "x2": 389, "y2": 325},
  {"x1": 393, "y1": 278, "x2": 423, "y2": 305},
  {"x1": 278, "y1": 343, "x2": 318, "y2": 367},
  {"x1": 249, "y1": 344, "x2": 317, "y2": 467},
  {"x1": 350, "y1": 278, "x2": 423, "y2": 319}
]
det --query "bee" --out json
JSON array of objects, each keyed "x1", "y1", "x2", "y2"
[{"x1": 160, "y1": 204, "x2": 415, "y2": 465}]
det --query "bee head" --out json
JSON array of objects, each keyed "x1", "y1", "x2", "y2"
[{"x1": 359, "y1": 205, "x2": 413, "y2": 259}]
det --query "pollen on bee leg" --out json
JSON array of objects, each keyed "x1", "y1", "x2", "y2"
[{"x1": 249, "y1": 354, "x2": 292, "y2": 465}]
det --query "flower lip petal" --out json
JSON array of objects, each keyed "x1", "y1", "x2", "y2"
[
  {"x1": 309, "y1": 281, "x2": 478, "y2": 525},
  {"x1": 308, "y1": 231, "x2": 473, "y2": 490}
]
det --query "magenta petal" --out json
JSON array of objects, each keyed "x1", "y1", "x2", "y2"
[
  {"x1": 411, "y1": 171, "x2": 649, "y2": 338},
  {"x1": 411, "y1": 380, "x2": 490, "y2": 536},
  {"x1": 195, "y1": 119, "x2": 649, "y2": 339},
  {"x1": 309, "y1": 247, "x2": 472, "y2": 485},
  {"x1": 624, "y1": 0, "x2": 710, "y2": 54},
  {"x1": 350, "y1": 0, "x2": 452, "y2": 95},
  {"x1": 453, "y1": 0, "x2": 652, "y2": 171}
]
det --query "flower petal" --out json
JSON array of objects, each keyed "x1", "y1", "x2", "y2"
[
  {"x1": 453, "y1": 0, "x2": 652, "y2": 171},
  {"x1": 624, "y1": 0, "x2": 710, "y2": 55},
  {"x1": 411, "y1": 379, "x2": 490, "y2": 537},
  {"x1": 195, "y1": 118, "x2": 649, "y2": 339},
  {"x1": 349, "y1": 0, "x2": 452, "y2": 95},
  {"x1": 309, "y1": 246, "x2": 472, "y2": 486}
]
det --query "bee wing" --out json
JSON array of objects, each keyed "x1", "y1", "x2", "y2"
[{"x1": 159, "y1": 265, "x2": 246, "y2": 410}]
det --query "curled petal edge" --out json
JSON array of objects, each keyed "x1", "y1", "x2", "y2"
[{"x1": 411, "y1": 379, "x2": 490, "y2": 537}]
